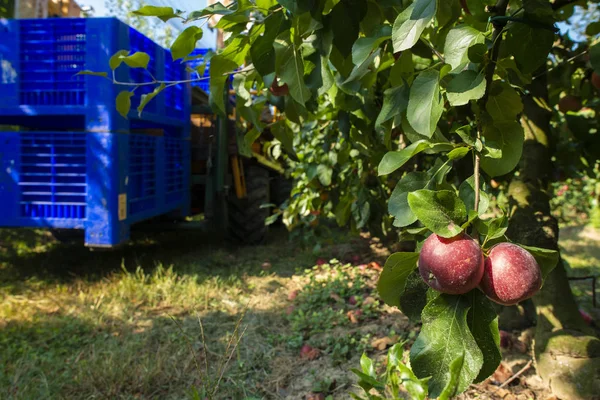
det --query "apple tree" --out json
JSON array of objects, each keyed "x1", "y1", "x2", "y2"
[{"x1": 100, "y1": 0, "x2": 600, "y2": 397}]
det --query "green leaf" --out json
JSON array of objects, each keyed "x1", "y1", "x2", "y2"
[
  {"x1": 591, "y1": 42, "x2": 600, "y2": 74},
  {"x1": 317, "y1": 164, "x2": 333, "y2": 186},
  {"x1": 468, "y1": 43, "x2": 487, "y2": 63},
  {"x1": 375, "y1": 84, "x2": 409, "y2": 129},
  {"x1": 109, "y1": 50, "x2": 129, "y2": 70},
  {"x1": 244, "y1": 127, "x2": 261, "y2": 149},
  {"x1": 377, "y1": 252, "x2": 420, "y2": 308},
  {"x1": 378, "y1": 140, "x2": 430, "y2": 176},
  {"x1": 352, "y1": 26, "x2": 392, "y2": 66},
  {"x1": 323, "y1": 0, "x2": 340, "y2": 14},
  {"x1": 409, "y1": 294, "x2": 484, "y2": 398},
  {"x1": 275, "y1": 42, "x2": 311, "y2": 105},
  {"x1": 455, "y1": 125, "x2": 475, "y2": 147},
  {"x1": 480, "y1": 121, "x2": 524, "y2": 177},
  {"x1": 271, "y1": 120, "x2": 296, "y2": 158},
  {"x1": 186, "y1": 2, "x2": 235, "y2": 22},
  {"x1": 329, "y1": 0, "x2": 365, "y2": 58},
  {"x1": 437, "y1": 0, "x2": 461, "y2": 28},
  {"x1": 335, "y1": 193, "x2": 353, "y2": 226},
  {"x1": 116, "y1": 91, "x2": 133, "y2": 119},
  {"x1": 392, "y1": 0, "x2": 437, "y2": 52},
  {"x1": 438, "y1": 353, "x2": 465, "y2": 400},
  {"x1": 131, "y1": 5, "x2": 181, "y2": 22},
  {"x1": 388, "y1": 344, "x2": 429, "y2": 400},
  {"x1": 466, "y1": 290, "x2": 501, "y2": 383},
  {"x1": 343, "y1": 48, "x2": 381, "y2": 84},
  {"x1": 170, "y1": 26, "x2": 203, "y2": 61},
  {"x1": 399, "y1": 270, "x2": 430, "y2": 322},
  {"x1": 137, "y1": 83, "x2": 165, "y2": 116},
  {"x1": 277, "y1": 0, "x2": 315, "y2": 15},
  {"x1": 75, "y1": 70, "x2": 108, "y2": 78},
  {"x1": 390, "y1": 51, "x2": 414, "y2": 87},
  {"x1": 389, "y1": 171, "x2": 429, "y2": 227},
  {"x1": 121, "y1": 52, "x2": 150, "y2": 69},
  {"x1": 209, "y1": 37, "x2": 250, "y2": 115},
  {"x1": 505, "y1": 17, "x2": 555, "y2": 74},
  {"x1": 486, "y1": 81, "x2": 523, "y2": 122},
  {"x1": 407, "y1": 70, "x2": 443, "y2": 138},
  {"x1": 407, "y1": 190, "x2": 467, "y2": 238},
  {"x1": 446, "y1": 70, "x2": 486, "y2": 106},
  {"x1": 476, "y1": 214, "x2": 508, "y2": 244},
  {"x1": 443, "y1": 25, "x2": 485, "y2": 72},
  {"x1": 459, "y1": 175, "x2": 489, "y2": 215},
  {"x1": 256, "y1": 0, "x2": 278, "y2": 11},
  {"x1": 447, "y1": 146, "x2": 471, "y2": 161},
  {"x1": 360, "y1": 353, "x2": 376, "y2": 377},
  {"x1": 519, "y1": 245, "x2": 559, "y2": 280},
  {"x1": 250, "y1": 11, "x2": 289, "y2": 78},
  {"x1": 351, "y1": 369, "x2": 385, "y2": 391}
]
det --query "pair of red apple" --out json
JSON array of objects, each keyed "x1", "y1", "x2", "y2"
[{"x1": 418, "y1": 233, "x2": 542, "y2": 305}]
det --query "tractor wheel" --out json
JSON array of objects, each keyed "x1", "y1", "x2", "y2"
[
  {"x1": 270, "y1": 174, "x2": 293, "y2": 207},
  {"x1": 227, "y1": 164, "x2": 270, "y2": 245}
]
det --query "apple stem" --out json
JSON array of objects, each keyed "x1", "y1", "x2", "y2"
[{"x1": 474, "y1": 140, "x2": 481, "y2": 215}]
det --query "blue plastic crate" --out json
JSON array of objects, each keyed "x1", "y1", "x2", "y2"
[
  {"x1": 0, "y1": 129, "x2": 190, "y2": 247},
  {"x1": 0, "y1": 18, "x2": 190, "y2": 132}
]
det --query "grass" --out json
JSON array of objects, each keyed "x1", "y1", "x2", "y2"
[
  {"x1": 0, "y1": 223, "x2": 598, "y2": 399},
  {"x1": 0, "y1": 227, "x2": 381, "y2": 399},
  {"x1": 559, "y1": 225, "x2": 600, "y2": 316}
]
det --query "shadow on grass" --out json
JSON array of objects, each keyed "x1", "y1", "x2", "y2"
[
  {"x1": 0, "y1": 225, "x2": 370, "y2": 296},
  {"x1": 0, "y1": 306, "x2": 291, "y2": 400}
]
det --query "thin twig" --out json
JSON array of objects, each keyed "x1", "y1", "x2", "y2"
[
  {"x1": 211, "y1": 302, "x2": 250, "y2": 397},
  {"x1": 168, "y1": 315, "x2": 204, "y2": 388},
  {"x1": 533, "y1": 50, "x2": 589, "y2": 80},
  {"x1": 212, "y1": 325, "x2": 249, "y2": 397},
  {"x1": 420, "y1": 37, "x2": 445, "y2": 63},
  {"x1": 111, "y1": 67, "x2": 248, "y2": 87},
  {"x1": 472, "y1": 0, "x2": 510, "y2": 235},
  {"x1": 498, "y1": 360, "x2": 533, "y2": 389},
  {"x1": 197, "y1": 313, "x2": 210, "y2": 378}
]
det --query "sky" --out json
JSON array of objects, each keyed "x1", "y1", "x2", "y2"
[
  {"x1": 80, "y1": 0, "x2": 217, "y2": 48},
  {"x1": 78, "y1": 1, "x2": 595, "y2": 47}
]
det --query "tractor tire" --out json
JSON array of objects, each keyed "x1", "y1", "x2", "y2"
[
  {"x1": 228, "y1": 164, "x2": 270, "y2": 245},
  {"x1": 270, "y1": 174, "x2": 293, "y2": 207}
]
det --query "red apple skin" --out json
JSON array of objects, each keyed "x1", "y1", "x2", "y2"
[
  {"x1": 418, "y1": 233, "x2": 484, "y2": 295},
  {"x1": 592, "y1": 72, "x2": 600, "y2": 90},
  {"x1": 269, "y1": 79, "x2": 289, "y2": 97},
  {"x1": 480, "y1": 243, "x2": 542, "y2": 306},
  {"x1": 558, "y1": 95, "x2": 582, "y2": 113}
]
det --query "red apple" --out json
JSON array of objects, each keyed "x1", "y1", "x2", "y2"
[
  {"x1": 269, "y1": 78, "x2": 289, "y2": 96},
  {"x1": 418, "y1": 233, "x2": 484, "y2": 294},
  {"x1": 580, "y1": 309, "x2": 593, "y2": 325},
  {"x1": 558, "y1": 95, "x2": 582, "y2": 113},
  {"x1": 480, "y1": 243, "x2": 542, "y2": 306},
  {"x1": 592, "y1": 72, "x2": 600, "y2": 90}
]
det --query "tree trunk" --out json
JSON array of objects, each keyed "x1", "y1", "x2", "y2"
[{"x1": 507, "y1": 72, "x2": 600, "y2": 399}]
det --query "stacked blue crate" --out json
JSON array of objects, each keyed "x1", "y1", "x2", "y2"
[{"x1": 0, "y1": 18, "x2": 191, "y2": 247}]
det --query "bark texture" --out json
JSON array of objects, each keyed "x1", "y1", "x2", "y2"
[{"x1": 507, "y1": 73, "x2": 600, "y2": 399}]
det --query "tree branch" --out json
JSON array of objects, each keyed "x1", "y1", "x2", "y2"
[{"x1": 473, "y1": 0, "x2": 510, "y2": 233}]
